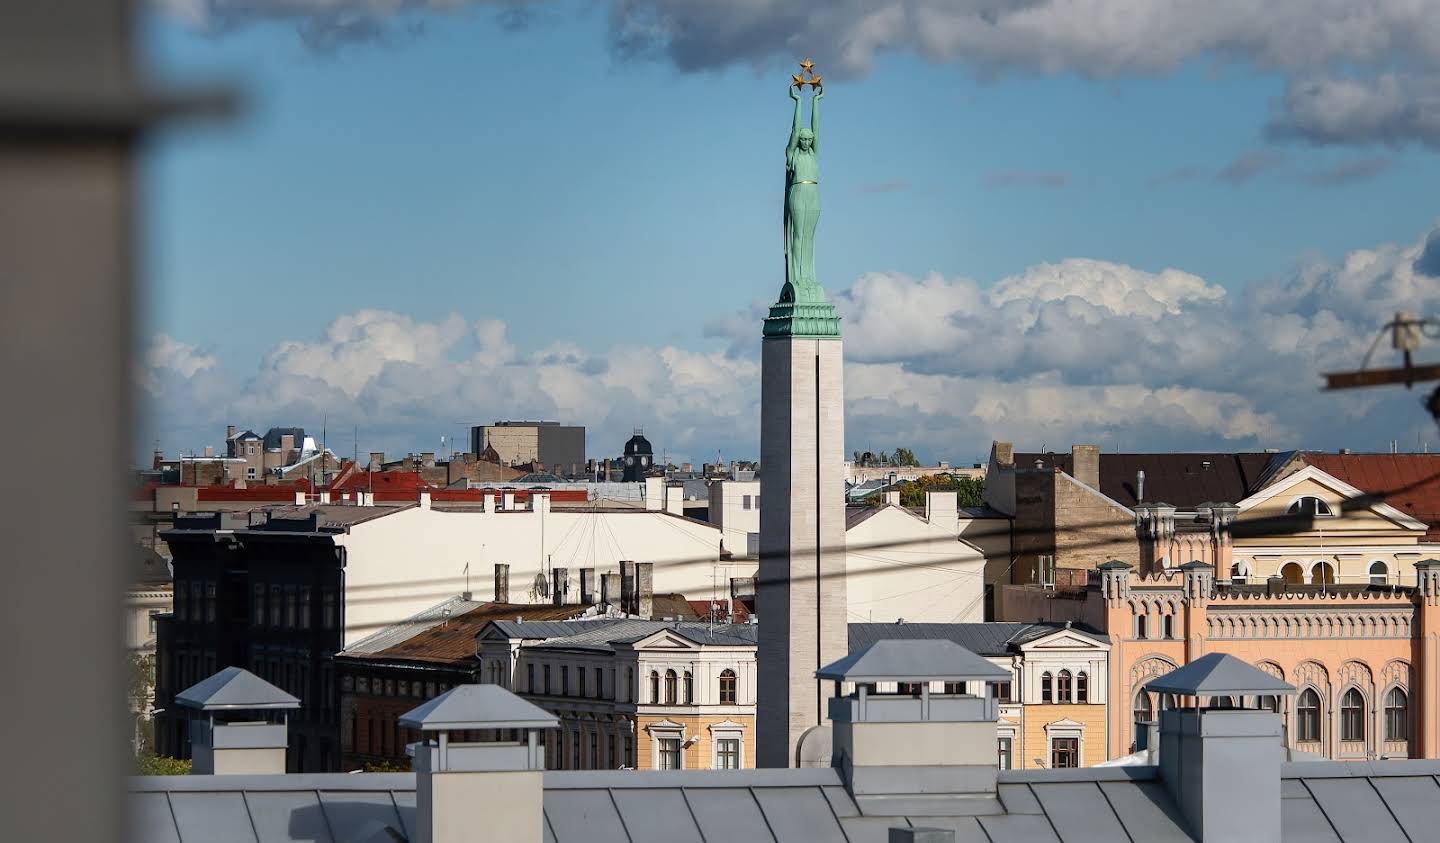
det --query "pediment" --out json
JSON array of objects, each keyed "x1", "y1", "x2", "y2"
[
  {"x1": 635, "y1": 631, "x2": 700, "y2": 650},
  {"x1": 1044, "y1": 718, "x2": 1084, "y2": 730},
  {"x1": 646, "y1": 719, "x2": 684, "y2": 732},
  {"x1": 708, "y1": 719, "x2": 747, "y2": 732},
  {"x1": 1020, "y1": 629, "x2": 1109, "y2": 652}
]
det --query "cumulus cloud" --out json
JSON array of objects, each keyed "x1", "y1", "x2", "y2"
[
  {"x1": 141, "y1": 227, "x2": 1440, "y2": 465},
  {"x1": 154, "y1": 1, "x2": 1440, "y2": 147}
]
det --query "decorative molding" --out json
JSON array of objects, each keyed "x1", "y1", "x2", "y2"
[{"x1": 1206, "y1": 608, "x2": 1412, "y2": 640}]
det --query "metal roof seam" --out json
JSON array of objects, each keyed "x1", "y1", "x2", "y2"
[{"x1": 1297, "y1": 777, "x2": 1345, "y2": 841}]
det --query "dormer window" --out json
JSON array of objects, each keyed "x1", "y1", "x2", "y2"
[{"x1": 1287, "y1": 496, "x2": 1333, "y2": 517}]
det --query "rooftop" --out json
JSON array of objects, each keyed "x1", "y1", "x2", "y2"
[
  {"x1": 1299, "y1": 451, "x2": 1440, "y2": 540},
  {"x1": 1016, "y1": 451, "x2": 1276, "y2": 508},
  {"x1": 339, "y1": 599, "x2": 589, "y2": 665},
  {"x1": 817, "y1": 638, "x2": 1012, "y2": 683},
  {"x1": 175, "y1": 667, "x2": 299, "y2": 712}
]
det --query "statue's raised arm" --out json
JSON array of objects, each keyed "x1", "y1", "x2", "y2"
[
  {"x1": 787, "y1": 83, "x2": 802, "y2": 160},
  {"x1": 784, "y1": 60, "x2": 823, "y2": 292}
]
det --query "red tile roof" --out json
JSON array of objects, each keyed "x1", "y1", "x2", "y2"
[{"x1": 1299, "y1": 453, "x2": 1440, "y2": 540}]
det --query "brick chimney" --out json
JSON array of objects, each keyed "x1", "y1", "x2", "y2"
[
  {"x1": 991, "y1": 440, "x2": 1014, "y2": 468},
  {"x1": 1070, "y1": 444, "x2": 1100, "y2": 491},
  {"x1": 635, "y1": 562, "x2": 654, "y2": 619},
  {"x1": 494, "y1": 563, "x2": 510, "y2": 604}
]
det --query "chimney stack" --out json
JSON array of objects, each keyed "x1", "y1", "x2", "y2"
[
  {"x1": 635, "y1": 562, "x2": 654, "y2": 619},
  {"x1": 402, "y1": 685, "x2": 557, "y2": 843},
  {"x1": 644, "y1": 476, "x2": 664, "y2": 511},
  {"x1": 665, "y1": 483, "x2": 684, "y2": 517},
  {"x1": 552, "y1": 568, "x2": 569, "y2": 606},
  {"x1": 1136, "y1": 469, "x2": 1146, "y2": 503},
  {"x1": 494, "y1": 563, "x2": 510, "y2": 604},
  {"x1": 1146, "y1": 654, "x2": 1296, "y2": 842},
  {"x1": 1070, "y1": 444, "x2": 1100, "y2": 491},
  {"x1": 226, "y1": 424, "x2": 236, "y2": 441},
  {"x1": 600, "y1": 572, "x2": 620, "y2": 608},
  {"x1": 579, "y1": 568, "x2": 595, "y2": 605},
  {"x1": 620, "y1": 561, "x2": 636, "y2": 614},
  {"x1": 991, "y1": 440, "x2": 1014, "y2": 468},
  {"x1": 368, "y1": 451, "x2": 385, "y2": 471},
  {"x1": 175, "y1": 667, "x2": 299, "y2": 776}
]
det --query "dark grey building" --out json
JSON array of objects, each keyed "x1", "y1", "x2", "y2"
[{"x1": 471, "y1": 421, "x2": 586, "y2": 478}]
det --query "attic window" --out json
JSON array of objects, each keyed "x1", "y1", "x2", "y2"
[{"x1": 1287, "y1": 496, "x2": 1334, "y2": 517}]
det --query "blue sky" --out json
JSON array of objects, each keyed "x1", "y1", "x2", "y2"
[{"x1": 138, "y1": 2, "x2": 1440, "y2": 466}]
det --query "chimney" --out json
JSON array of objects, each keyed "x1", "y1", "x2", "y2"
[
  {"x1": 600, "y1": 572, "x2": 620, "y2": 608},
  {"x1": 226, "y1": 424, "x2": 236, "y2": 441},
  {"x1": 421, "y1": 451, "x2": 436, "y2": 467},
  {"x1": 1136, "y1": 470, "x2": 1146, "y2": 502},
  {"x1": 924, "y1": 490, "x2": 958, "y2": 526},
  {"x1": 357, "y1": 490, "x2": 374, "y2": 507},
  {"x1": 419, "y1": 489, "x2": 432, "y2": 510},
  {"x1": 1266, "y1": 575, "x2": 1285, "y2": 596},
  {"x1": 991, "y1": 440, "x2": 1014, "y2": 468},
  {"x1": 1147, "y1": 654, "x2": 1296, "y2": 842},
  {"x1": 503, "y1": 490, "x2": 516, "y2": 511},
  {"x1": 294, "y1": 491, "x2": 306, "y2": 506},
  {"x1": 202, "y1": 445, "x2": 214, "y2": 458},
  {"x1": 494, "y1": 563, "x2": 510, "y2": 604},
  {"x1": 401, "y1": 685, "x2": 556, "y2": 843},
  {"x1": 883, "y1": 489, "x2": 901, "y2": 507},
  {"x1": 579, "y1": 568, "x2": 595, "y2": 605},
  {"x1": 620, "y1": 561, "x2": 636, "y2": 614},
  {"x1": 175, "y1": 667, "x2": 299, "y2": 775},
  {"x1": 635, "y1": 562, "x2": 654, "y2": 619},
  {"x1": 552, "y1": 568, "x2": 569, "y2": 606},
  {"x1": 665, "y1": 483, "x2": 684, "y2": 517},
  {"x1": 319, "y1": 490, "x2": 331, "y2": 504},
  {"x1": 818, "y1": 640, "x2": 1011, "y2": 808},
  {"x1": 532, "y1": 492, "x2": 551, "y2": 517},
  {"x1": 644, "y1": 476, "x2": 664, "y2": 511},
  {"x1": 1070, "y1": 444, "x2": 1100, "y2": 490},
  {"x1": 153, "y1": 447, "x2": 164, "y2": 471},
  {"x1": 368, "y1": 451, "x2": 385, "y2": 471}
]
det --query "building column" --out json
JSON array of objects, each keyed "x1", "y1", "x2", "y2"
[{"x1": 1415, "y1": 560, "x2": 1440, "y2": 759}]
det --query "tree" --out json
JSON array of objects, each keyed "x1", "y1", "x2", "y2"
[
  {"x1": 866, "y1": 473, "x2": 986, "y2": 508},
  {"x1": 128, "y1": 653, "x2": 157, "y2": 758},
  {"x1": 892, "y1": 447, "x2": 918, "y2": 467},
  {"x1": 135, "y1": 755, "x2": 191, "y2": 776}
]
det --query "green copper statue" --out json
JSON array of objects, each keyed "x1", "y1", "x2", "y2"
[
  {"x1": 765, "y1": 59, "x2": 841, "y2": 338},
  {"x1": 785, "y1": 70, "x2": 822, "y2": 292}
]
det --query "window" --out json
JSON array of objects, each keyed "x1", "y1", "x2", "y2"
[
  {"x1": 991, "y1": 681, "x2": 1012, "y2": 703},
  {"x1": 683, "y1": 671, "x2": 693, "y2": 704},
  {"x1": 253, "y1": 584, "x2": 265, "y2": 625},
  {"x1": 1312, "y1": 562, "x2": 1336, "y2": 585},
  {"x1": 943, "y1": 682, "x2": 966, "y2": 695},
  {"x1": 1039, "y1": 554, "x2": 1056, "y2": 588},
  {"x1": 1041, "y1": 672, "x2": 1053, "y2": 703},
  {"x1": 664, "y1": 670, "x2": 678, "y2": 705},
  {"x1": 572, "y1": 733, "x2": 581, "y2": 769},
  {"x1": 1288, "y1": 496, "x2": 1334, "y2": 516},
  {"x1": 1297, "y1": 689, "x2": 1321, "y2": 742},
  {"x1": 1056, "y1": 670, "x2": 1072, "y2": 703},
  {"x1": 298, "y1": 587, "x2": 311, "y2": 629},
  {"x1": 1280, "y1": 562, "x2": 1305, "y2": 585},
  {"x1": 357, "y1": 677, "x2": 370, "y2": 694},
  {"x1": 1162, "y1": 615, "x2": 1174, "y2": 640},
  {"x1": 148, "y1": 609, "x2": 161, "y2": 634},
  {"x1": 624, "y1": 736, "x2": 634, "y2": 768},
  {"x1": 269, "y1": 585, "x2": 282, "y2": 627},
  {"x1": 1385, "y1": 688, "x2": 1409, "y2": 741},
  {"x1": 543, "y1": 665, "x2": 552, "y2": 695},
  {"x1": 204, "y1": 581, "x2": 216, "y2": 622},
  {"x1": 1370, "y1": 561, "x2": 1389, "y2": 586},
  {"x1": 284, "y1": 587, "x2": 297, "y2": 629},
  {"x1": 1133, "y1": 690, "x2": 1152, "y2": 724},
  {"x1": 742, "y1": 495, "x2": 752, "y2": 510},
  {"x1": 659, "y1": 738, "x2": 682, "y2": 770},
  {"x1": 1135, "y1": 615, "x2": 1147, "y2": 640},
  {"x1": 625, "y1": 667, "x2": 633, "y2": 701},
  {"x1": 562, "y1": 666, "x2": 569, "y2": 696},
  {"x1": 649, "y1": 671, "x2": 660, "y2": 704},
  {"x1": 716, "y1": 738, "x2": 741, "y2": 769},
  {"x1": 322, "y1": 588, "x2": 337, "y2": 629},
  {"x1": 997, "y1": 737, "x2": 1013, "y2": 770},
  {"x1": 578, "y1": 667, "x2": 586, "y2": 698},
  {"x1": 174, "y1": 582, "x2": 187, "y2": 621},
  {"x1": 527, "y1": 664, "x2": 535, "y2": 692},
  {"x1": 1075, "y1": 671, "x2": 1088, "y2": 703},
  {"x1": 590, "y1": 732, "x2": 598, "y2": 769},
  {"x1": 1051, "y1": 737, "x2": 1079, "y2": 769},
  {"x1": 1341, "y1": 688, "x2": 1365, "y2": 742},
  {"x1": 608, "y1": 735, "x2": 617, "y2": 769},
  {"x1": 1260, "y1": 695, "x2": 1279, "y2": 712},
  {"x1": 719, "y1": 669, "x2": 737, "y2": 704},
  {"x1": 594, "y1": 667, "x2": 603, "y2": 699}
]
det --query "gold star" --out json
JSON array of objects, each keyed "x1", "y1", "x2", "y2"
[
  {"x1": 792, "y1": 73, "x2": 805, "y2": 87},
  {"x1": 809, "y1": 74, "x2": 822, "y2": 88},
  {"x1": 800, "y1": 58, "x2": 814, "y2": 72}
]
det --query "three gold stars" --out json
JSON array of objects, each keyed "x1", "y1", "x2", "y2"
[{"x1": 792, "y1": 58, "x2": 822, "y2": 89}]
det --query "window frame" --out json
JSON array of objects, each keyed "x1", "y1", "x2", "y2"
[
  {"x1": 664, "y1": 669, "x2": 678, "y2": 705},
  {"x1": 1040, "y1": 672, "x2": 1053, "y2": 704},
  {"x1": 1385, "y1": 687, "x2": 1409, "y2": 742},
  {"x1": 1056, "y1": 670, "x2": 1072, "y2": 703},
  {"x1": 1340, "y1": 688, "x2": 1365, "y2": 742},
  {"x1": 1370, "y1": 561, "x2": 1389, "y2": 586},
  {"x1": 1075, "y1": 671, "x2": 1088, "y2": 703},
  {"x1": 1297, "y1": 688, "x2": 1322, "y2": 743},
  {"x1": 1287, "y1": 495, "x2": 1334, "y2": 517},
  {"x1": 719, "y1": 669, "x2": 737, "y2": 705}
]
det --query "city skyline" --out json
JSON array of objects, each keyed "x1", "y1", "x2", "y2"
[{"x1": 138, "y1": 3, "x2": 1440, "y2": 465}]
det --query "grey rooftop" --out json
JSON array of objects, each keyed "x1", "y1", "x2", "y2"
[
  {"x1": 175, "y1": 666, "x2": 300, "y2": 712},
  {"x1": 1144, "y1": 652, "x2": 1297, "y2": 697},
  {"x1": 128, "y1": 761, "x2": 1440, "y2": 842},
  {"x1": 398, "y1": 684, "x2": 559, "y2": 732},
  {"x1": 816, "y1": 639, "x2": 1012, "y2": 683}
]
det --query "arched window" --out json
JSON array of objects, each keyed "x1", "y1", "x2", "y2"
[
  {"x1": 648, "y1": 671, "x2": 659, "y2": 704},
  {"x1": 1288, "y1": 496, "x2": 1334, "y2": 517},
  {"x1": 1259, "y1": 695, "x2": 1279, "y2": 712},
  {"x1": 1297, "y1": 689, "x2": 1321, "y2": 743},
  {"x1": 1056, "y1": 670, "x2": 1072, "y2": 703},
  {"x1": 664, "y1": 670, "x2": 678, "y2": 705},
  {"x1": 683, "y1": 671, "x2": 693, "y2": 704},
  {"x1": 1041, "y1": 672, "x2": 1053, "y2": 704},
  {"x1": 1312, "y1": 562, "x2": 1336, "y2": 585},
  {"x1": 1385, "y1": 688, "x2": 1409, "y2": 741},
  {"x1": 1230, "y1": 562, "x2": 1246, "y2": 585},
  {"x1": 1207, "y1": 696, "x2": 1235, "y2": 710},
  {"x1": 1341, "y1": 688, "x2": 1365, "y2": 742},
  {"x1": 719, "y1": 669, "x2": 737, "y2": 705},
  {"x1": 1280, "y1": 563, "x2": 1305, "y2": 585},
  {"x1": 1162, "y1": 615, "x2": 1175, "y2": 640},
  {"x1": 1135, "y1": 615, "x2": 1147, "y2": 640},
  {"x1": 1133, "y1": 690, "x2": 1153, "y2": 724},
  {"x1": 1370, "y1": 561, "x2": 1389, "y2": 586},
  {"x1": 1075, "y1": 671, "x2": 1088, "y2": 703}
]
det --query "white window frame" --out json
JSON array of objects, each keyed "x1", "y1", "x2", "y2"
[
  {"x1": 1286, "y1": 495, "x2": 1335, "y2": 517},
  {"x1": 1044, "y1": 720, "x2": 1086, "y2": 769},
  {"x1": 647, "y1": 721, "x2": 685, "y2": 770},
  {"x1": 709, "y1": 720, "x2": 746, "y2": 770},
  {"x1": 1369, "y1": 560, "x2": 1389, "y2": 586}
]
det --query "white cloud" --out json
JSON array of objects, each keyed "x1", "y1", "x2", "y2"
[{"x1": 139, "y1": 226, "x2": 1440, "y2": 464}]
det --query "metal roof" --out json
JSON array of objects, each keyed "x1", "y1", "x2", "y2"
[
  {"x1": 340, "y1": 595, "x2": 487, "y2": 656},
  {"x1": 175, "y1": 667, "x2": 299, "y2": 712},
  {"x1": 127, "y1": 760, "x2": 1440, "y2": 842},
  {"x1": 398, "y1": 684, "x2": 558, "y2": 732},
  {"x1": 1017, "y1": 451, "x2": 1277, "y2": 508},
  {"x1": 1144, "y1": 652, "x2": 1297, "y2": 697},
  {"x1": 817, "y1": 639, "x2": 1012, "y2": 683},
  {"x1": 848, "y1": 621, "x2": 1108, "y2": 655}
]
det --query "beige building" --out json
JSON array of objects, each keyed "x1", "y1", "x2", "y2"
[
  {"x1": 471, "y1": 421, "x2": 586, "y2": 478},
  {"x1": 477, "y1": 619, "x2": 758, "y2": 770}
]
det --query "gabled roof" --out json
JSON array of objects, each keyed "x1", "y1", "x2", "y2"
[
  {"x1": 175, "y1": 667, "x2": 299, "y2": 712},
  {"x1": 816, "y1": 639, "x2": 1011, "y2": 683},
  {"x1": 1295, "y1": 452, "x2": 1440, "y2": 540},
  {"x1": 228, "y1": 429, "x2": 260, "y2": 442},
  {"x1": 1016, "y1": 451, "x2": 1277, "y2": 508},
  {"x1": 1144, "y1": 652, "x2": 1296, "y2": 697},
  {"x1": 398, "y1": 684, "x2": 558, "y2": 732},
  {"x1": 262, "y1": 427, "x2": 305, "y2": 451},
  {"x1": 1238, "y1": 463, "x2": 1428, "y2": 530},
  {"x1": 340, "y1": 600, "x2": 588, "y2": 665}
]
